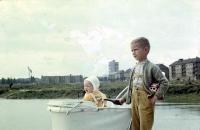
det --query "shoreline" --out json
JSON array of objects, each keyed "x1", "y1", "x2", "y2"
[
  {"x1": 0, "y1": 81, "x2": 200, "y2": 101},
  {"x1": 1, "y1": 94, "x2": 200, "y2": 101},
  {"x1": 164, "y1": 94, "x2": 200, "y2": 103},
  {"x1": 1, "y1": 94, "x2": 200, "y2": 104}
]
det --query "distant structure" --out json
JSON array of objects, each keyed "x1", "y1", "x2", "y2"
[
  {"x1": 109, "y1": 60, "x2": 120, "y2": 81},
  {"x1": 41, "y1": 74, "x2": 83, "y2": 83},
  {"x1": 0, "y1": 75, "x2": 82, "y2": 84},
  {"x1": 3, "y1": 57, "x2": 200, "y2": 84},
  {"x1": 97, "y1": 76, "x2": 109, "y2": 82},
  {"x1": 169, "y1": 57, "x2": 200, "y2": 80},
  {"x1": 109, "y1": 70, "x2": 125, "y2": 81},
  {"x1": 124, "y1": 68, "x2": 132, "y2": 81},
  {"x1": 108, "y1": 60, "x2": 169, "y2": 81},
  {"x1": 28, "y1": 67, "x2": 32, "y2": 83},
  {"x1": 156, "y1": 64, "x2": 169, "y2": 80},
  {"x1": 109, "y1": 60, "x2": 119, "y2": 73},
  {"x1": 0, "y1": 78, "x2": 30, "y2": 84}
]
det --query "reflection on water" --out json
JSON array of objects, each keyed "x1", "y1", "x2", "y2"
[
  {"x1": 0, "y1": 99, "x2": 52, "y2": 130},
  {"x1": 0, "y1": 99, "x2": 200, "y2": 130},
  {"x1": 153, "y1": 101, "x2": 200, "y2": 130}
]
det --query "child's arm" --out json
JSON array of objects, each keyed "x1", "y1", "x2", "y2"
[
  {"x1": 152, "y1": 66, "x2": 169, "y2": 99},
  {"x1": 150, "y1": 95, "x2": 158, "y2": 104},
  {"x1": 118, "y1": 98, "x2": 126, "y2": 104}
]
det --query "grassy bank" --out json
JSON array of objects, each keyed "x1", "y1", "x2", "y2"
[
  {"x1": 0, "y1": 81, "x2": 200, "y2": 101},
  {"x1": 164, "y1": 94, "x2": 200, "y2": 103},
  {"x1": 164, "y1": 80, "x2": 200, "y2": 102},
  {"x1": 0, "y1": 82, "x2": 128, "y2": 99}
]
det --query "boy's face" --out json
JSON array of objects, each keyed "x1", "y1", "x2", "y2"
[
  {"x1": 130, "y1": 42, "x2": 149, "y2": 62},
  {"x1": 84, "y1": 80, "x2": 94, "y2": 93}
]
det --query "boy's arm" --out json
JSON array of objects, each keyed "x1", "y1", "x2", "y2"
[
  {"x1": 153, "y1": 66, "x2": 169, "y2": 99},
  {"x1": 119, "y1": 67, "x2": 135, "y2": 104},
  {"x1": 150, "y1": 95, "x2": 158, "y2": 105},
  {"x1": 121, "y1": 92, "x2": 127, "y2": 101}
]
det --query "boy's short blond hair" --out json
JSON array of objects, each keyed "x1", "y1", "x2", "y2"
[{"x1": 131, "y1": 37, "x2": 150, "y2": 49}]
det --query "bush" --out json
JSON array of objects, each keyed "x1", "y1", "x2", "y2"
[
  {"x1": 167, "y1": 83, "x2": 200, "y2": 95},
  {"x1": 0, "y1": 88, "x2": 9, "y2": 95}
]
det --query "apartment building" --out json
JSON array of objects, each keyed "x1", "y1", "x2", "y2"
[
  {"x1": 41, "y1": 74, "x2": 83, "y2": 83},
  {"x1": 124, "y1": 68, "x2": 132, "y2": 81},
  {"x1": 108, "y1": 60, "x2": 169, "y2": 81},
  {"x1": 156, "y1": 64, "x2": 169, "y2": 80},
  {"x1": 109, "y1": 60, "x2": 119, "y2": 73},
  {"x1": 108, "y1": 69, "x2": 132, "y2": 82},
  {"x1": 169, "y1": 57, "x2": 200, "y2": 80}
]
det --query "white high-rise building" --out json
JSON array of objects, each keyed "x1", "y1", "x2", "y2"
[{"x1": 109, "y1": 60, "x2": 119, "y2": 73}]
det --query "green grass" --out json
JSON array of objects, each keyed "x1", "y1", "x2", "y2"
[
  {"x1": 1, "y1": 80, "x2": 200, "y2": 100},
  {"x1": 0, "y1": 82, "x2": 128, "y2": 99}
]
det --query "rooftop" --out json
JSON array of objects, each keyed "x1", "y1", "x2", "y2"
[{"x1": 169, "y1": 57, "x2": 200, "y2": 66}]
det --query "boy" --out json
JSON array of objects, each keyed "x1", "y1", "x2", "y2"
[
  {"x1": 119, "y1": 37, "x2": 169, "y2": 130},
  {"x1": 82, "y1": 75, "x2": 107, "y2": 107}
]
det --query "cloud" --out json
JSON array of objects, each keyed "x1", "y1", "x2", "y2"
[
  {"x1": 40, "y1": 19, "x2": 57, "y2": 30},
  {"x1": 0, "y1": 0, "x2": 200, "y2": 78},
  {"x1": 59, "y1": 24, "x2": 131, "y2": 75},
  {"x1": 0, "y1": 50, "x2": 66, "y2": 78},
  {"x1": 64, "y1": 25, "x2": 124, "y2": 56},
  {"x1": 99, "y1": 25, "x2": 123, "y2": 39}
]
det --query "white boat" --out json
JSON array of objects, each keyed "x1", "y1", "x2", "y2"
[{"x1": 47, "y1": 86, "x2": 131, "y2": 130}]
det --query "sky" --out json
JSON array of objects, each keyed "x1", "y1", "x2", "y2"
[{"x1": 0, "y1": 0, "x2": 200, "y2": 79}]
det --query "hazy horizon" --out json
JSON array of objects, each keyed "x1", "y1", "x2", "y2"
[{"x1": 1, "y1": 0, "x2": 200, "y2": 78}]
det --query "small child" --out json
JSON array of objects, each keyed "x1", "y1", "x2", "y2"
[
  {"x1": 82, "y1": 75, "x2": 107, "y2": 107},
  {"x1": 119, "y1": 37, "x2": 169, "y2": 130}
]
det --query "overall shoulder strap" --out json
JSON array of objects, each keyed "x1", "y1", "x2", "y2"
[
  {"x1": 129, "y1": 67, "x2": 136, "y2": 87},
  {"x1": 89, "y1": 93, "x2": 98, "y2": 105},
  {"x1": 133, "y1": 74, "x2": 143, "y2": 78},
  {"x1": 126, "y1": 67, "x2": 136, "y2": 104},
  {"x1": 99, "y1": 92, "x2": 104, "y2": 107}
]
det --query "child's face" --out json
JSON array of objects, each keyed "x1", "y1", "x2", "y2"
[
  {"x1": 130, "y1": 42, "x2": 149, "y2": 62},
  {"x1": 84, "y1": 80, "x2": 94, "y2": 93}
]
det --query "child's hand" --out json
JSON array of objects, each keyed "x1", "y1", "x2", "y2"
[
  {"x1": 150, "y1": 95, "x2": 158, "y2": 105},
  {"x1": 118, "y1": 98, "x2": 126, "y2": 105}
]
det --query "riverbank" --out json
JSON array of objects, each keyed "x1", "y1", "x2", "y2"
[
  {"x1": 164, "y1": 94, "x2": 200, "y2": 103},
  {"x1": 0, "y1": 81, "x2": 200, "y2": 101},
  {"x1": 0, "y1": 82, "x2": 127, "y2": 99}
]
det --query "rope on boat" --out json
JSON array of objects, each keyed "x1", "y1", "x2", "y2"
[
  {"x1": 66, "y1": 101, "x2": 83, "y2": 115},
  {"x1": 126, "y1": 119, "x2": 132, "y2": 130},
  {"x1": 116, "y1": 86, "x2": 129, "y2": 99}
]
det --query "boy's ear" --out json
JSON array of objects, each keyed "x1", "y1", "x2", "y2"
[{"x1": 144, "y1": 47, "x2": 149, "y2": 53}]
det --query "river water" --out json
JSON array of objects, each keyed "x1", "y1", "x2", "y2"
[{"x1": 0, "y1": 99, "x2": 200, "y2": 130}]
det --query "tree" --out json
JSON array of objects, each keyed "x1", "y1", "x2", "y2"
[
  {"x1": 31, "y1": 76, "x2": 35, "y2": 83},
  {"x1": 13, "y1": 78, "x2": 16, "y2": 83},
  {"x1": 7, "y1": 78, "x2": 11, "y2": 84},
  {"x1": 2, "y1": 78, "x2": 6, "y2": 84}
]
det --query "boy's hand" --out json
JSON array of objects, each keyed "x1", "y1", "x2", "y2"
[
  {"x1": 150, "y1": 95, "x2": 158, "y2": 105},
  {"x1": 118, "y1": 98, "x2": 126, "y2": 105}
]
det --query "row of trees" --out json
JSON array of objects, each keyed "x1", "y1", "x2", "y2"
[{"x1": 1, "y1": 76, "x2": 35, "y2": 84}]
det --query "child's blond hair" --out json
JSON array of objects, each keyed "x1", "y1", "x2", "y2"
[{"x1": 131, "y1": 37, "x2": 150, "y2": 50}]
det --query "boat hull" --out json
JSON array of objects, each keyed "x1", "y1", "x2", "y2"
[{"x1": 48, "y1": 100, "x2": 131, "y2": 130}]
